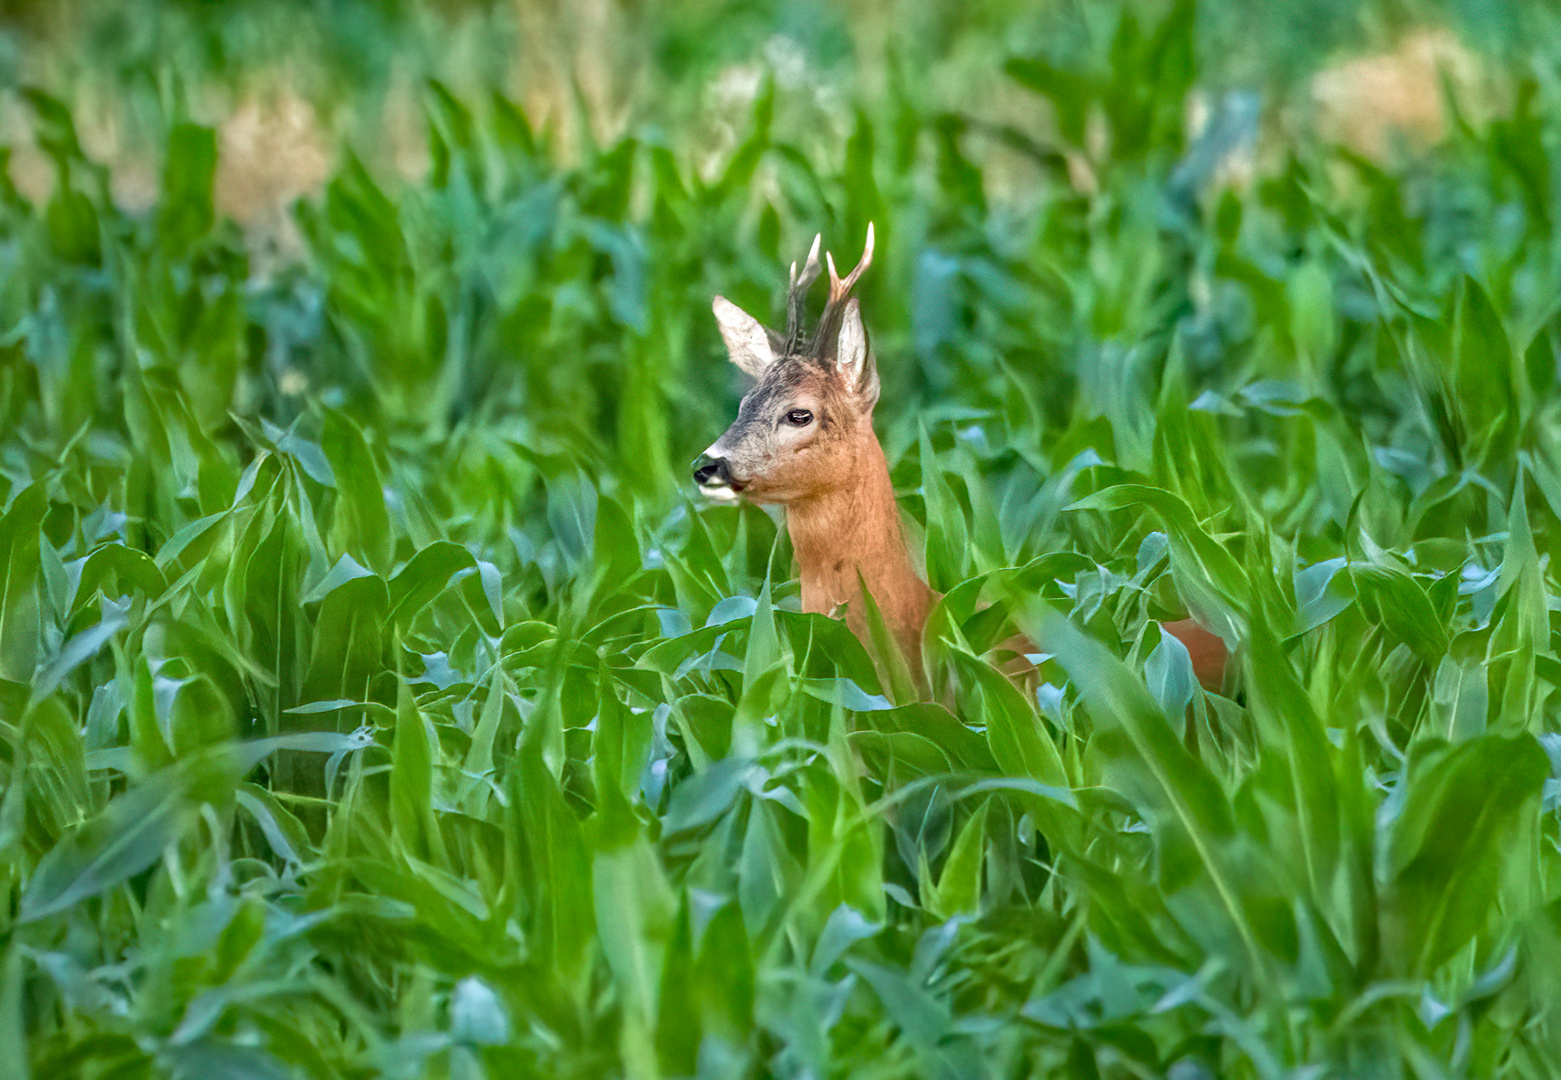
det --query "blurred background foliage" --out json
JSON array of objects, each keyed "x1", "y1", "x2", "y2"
[{"x1": 3, "y1": 0, "x2": 1561, "y2": 1077}]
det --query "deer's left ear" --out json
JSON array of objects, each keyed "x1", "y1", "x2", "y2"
[
  {"x1": 836, "y1": 298, "x2": 879, "y2": 409},
  {"x1": 713, "y1": 297, "x2": 779, "y2": 378}
]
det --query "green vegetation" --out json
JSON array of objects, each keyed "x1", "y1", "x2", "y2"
[{"x1": 3, "y1": 1, "x2": 1561, "y2": 1076}]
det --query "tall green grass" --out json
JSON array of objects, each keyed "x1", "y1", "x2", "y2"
[{"x1": 2, "y1": 1, "x2": 1561, "y2": 1077}]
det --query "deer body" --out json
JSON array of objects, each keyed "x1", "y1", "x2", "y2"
[{"x1": 694, "y1": 227, "x2": 1226, "y2": 692}]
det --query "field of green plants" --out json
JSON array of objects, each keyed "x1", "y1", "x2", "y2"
[{"x1": 3, "y1": 1, "x2": 1561, "y2": 1077}]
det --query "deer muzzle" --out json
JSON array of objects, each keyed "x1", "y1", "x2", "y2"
[{"x1": 692, "y1": 452, "x2": 743, "y2": 499}]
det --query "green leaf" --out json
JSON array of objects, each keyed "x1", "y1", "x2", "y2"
[
  {"x1": 662, "y1": 758, "x2": 749, "y2": 836},
  {"x1": 928, "y1": 800, "x2": 987, "y2": 920},
  {"x1": 846, "y1": 957, "x2": 952, "y2": 1058},
  {"x1": 387, "y1": 540, "x2": 476, "y2": 627},
  {"x1": 920, "y1": 421, "x2": 971, "y2": 589},
  {"x1": 158, "y1": 122, "x2": 217, "y2": 248},
  {"x1": 592, "y1": 821, "x2": 676, "y2": 1025},
  {"x1": 31, "y1": 608, "x2": 128, "y2": 706},
  {"x1": 302, "y1": 572, "x2": 389, "y2": 711},
  {"x1": 1452, "y1": 275, "x2": 1516, "y2": 460},
  {"x1": 799, "y1": 678, "x2": 893, "y2": 712},
  {"x1": 1350, "y1": 564, "x2": 1449, "y2": 666},
  {"x1": 850, "y1": 701, "x2": 997, "y2": 774},
  {"x1": 593, "y1": 666, "x2": 650, "y2": 809},
  {"x1": 0, "y1": 483, "x2": 45, "y2": 683},
  {"x1": 462, "y1": 665, "x2": 508, "y2": 809},
  {"x1": 390, "y1": 680, "x2": 445, "y2": 863},
  {"x1": 1386, "y1": 735, "x2": 1549, "y2": 973},
  {"x1": 958, "y1": 649, "x2": 1072, "y2": 818},
  {"x1": 1143, "y1": 624, "x2": 1196, "y2": 737},
  {"x1": 74, "y1": 543, "x2": 166, "y2": 613},
  {"x1": 1066, "y1": 484, "x2": 1249, "y2": 639},
  {"x1": 510, "y1": 743, "x2": 593, "y2": 991},
  {"x1": 322, "y1": 409, "x2": 392, "y2": 576},
  {"x1": 742, "y1": 578, "x2": 781, "y2": 688},
  {"x1": 19, "y1": 777, "x2": 195, "y2": 922},
  {"x1": 856, "y1": 571, "x2": 920, "y2": 705},
  {"x1": 1242, "y1": 617, "x2": 1341, "y2": 903},
  {"x1": 0, "y1": 944, "x2": 27, "y2": 1080},
  {"x1": 1489, "y1": 474, "x2": 1545, "y2": 732}
]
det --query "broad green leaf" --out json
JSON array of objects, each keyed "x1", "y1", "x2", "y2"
[
  {"x1": 386, "y1": 540, "x2": 476, "y2": 627},
  {"x1": 301, "y1": 572, "x2": 389, "y2": 713},
  {"x1": 1452, "y1": 275, "x2": 1516, "y2": 462},
  {"x1": 0, "y1": 483, "x2": 45, "y2": 683},
  {"x1": 19, "y1": 778, "x2": 195, "y2": 923},
  {"x1": 158, "y1": 122, "x2": 216, "y2": 248},
  {"x1": 1386, "y1": 735, "x2": 1549, "y2": 973},
  {"x1": 1489, "y1": 475, "x2": 1546, "y2": 733},
  {"x1": 509, "y1": 743, "x2": 593, "y2": 991},
  {"x1": 662, "y1": 758, "x2": 749, "y2": 836},
  {"x1": 74, "y1": 543, "x2": 166, "y2": 613},
  {"x1": 390, "y1": 680, "x2": 446, "y2": 864},
  {"x1": 31, "y1": 608, "x2": 127, "y2": 706},
  {"x1": 1243, "y1": 617, "x2": 1341, "y2": 904},
  {"x1": 856, "y1": 571, "x2": 920, "y2": 705},
  {"x1": 1143, "y1": 623, "x2": 1196, "y2": 737},
  {"x1": 1066, "y1": 484, "x2": 1249, "y2": 640},
  {"x1": 242, "y1": 510, "x2": 305, "y2": 720},
  {"x1": 742, "y1": 578, "x2": 780, "y2": 689},
  {"x1": 920, "y1": 421, "x2": 970, "y2": 589},
  {"x1": 592, "y1": 820, "x2": 676, "y2": 1025},
  {"x1": 0, "y1": 944, "x2": 26, "y2": 1080},
  {"x1": 845, "y1": 957, "x2": 952, "y2": 1058},
  {"x1": 927, "y1": 800, "x2": 987, "y2": 920},
  {"x1": 1350, "y1": 564, "x2": 1449, "y2": 666},
  {"x1": 322, "y1": 409, "x2": 392, "y2": 576},
  {"x1": 953, "y1": 648, "x2": 1076, "y2": 838},
  {"x1": 593, "y1": 665, "x2": 650, "y2": 808},
  {"x1": 462, "y1": 665, "x2": 508, "y2": 802}
]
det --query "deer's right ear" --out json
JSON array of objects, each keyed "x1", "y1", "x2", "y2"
[
  {"x1": 712, "y1": 297, "x2": 778, "y2": 378},
  {"x1": 836, "y1": 298, "x2": 880, "y2": 410}
]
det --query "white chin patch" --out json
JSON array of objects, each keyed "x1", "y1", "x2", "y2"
[{"x1": 698, "y1": 484, "x2": 741, "y2": 503}]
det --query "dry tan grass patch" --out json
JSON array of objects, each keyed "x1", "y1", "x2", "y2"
[{"x1": 1310, "y1": 27, "x2": 1485, "y2": 159}]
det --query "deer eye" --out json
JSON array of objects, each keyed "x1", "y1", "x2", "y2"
[{"x1": 785, "y1": 409, "x2": 813, "y2": 427}]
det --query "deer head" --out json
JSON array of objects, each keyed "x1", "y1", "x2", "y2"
[{"x1": 693, "y1": 225, "x2": 881, "y2": 505}]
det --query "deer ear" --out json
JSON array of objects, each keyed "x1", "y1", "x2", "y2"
[
  {"x1": 712, "y1": 296, "x2": 777, "y2": 378},
  {"x1": 836, "y1": 298, "x2": 879, "y2": 409}
]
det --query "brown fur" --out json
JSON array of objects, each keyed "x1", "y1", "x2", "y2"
[{"x1": 783, "y1": 433, "x2": 932, "y2": 666}]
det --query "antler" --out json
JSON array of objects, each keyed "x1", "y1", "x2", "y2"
[
  {"x1": 825, "y1": 221, "x2": 874, "y2": 304},
  {"x1": 808, "y1": 223, "x2": 874, "y2": 364},
  {"x1": 771, "y1": 224, "x2": 876, "y2": 362},
  {"x1": 784, "y1": 233, "x2": 822, "y2": 348}
]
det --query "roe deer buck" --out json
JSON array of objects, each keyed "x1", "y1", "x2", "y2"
[{"x1": 692, "y1": 226, "x2": 1226, "y2": 693}]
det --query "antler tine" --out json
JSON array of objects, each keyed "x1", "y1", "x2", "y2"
[
  {"x1": 826, "y1": 222, "x2": 875, "y2": 303},
  {"x1": 785, "y1": 234, "x2": 824, "y2": 341},
  {"x1": 790, "y1": 233, "x2": 821, "y2": 289}
]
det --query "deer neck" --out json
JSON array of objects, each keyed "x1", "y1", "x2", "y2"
[{"x1": 784, "y1": 436, "x2": 932, "y2": 662}]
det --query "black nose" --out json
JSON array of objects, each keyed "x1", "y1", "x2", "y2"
[{"x1": 692, "y1": 454, "x2": 730, "y2": 486}]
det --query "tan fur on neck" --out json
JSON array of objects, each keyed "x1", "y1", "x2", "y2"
[{"x1": 783, "y1": 434, "x2": 932, "y2": 666}]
